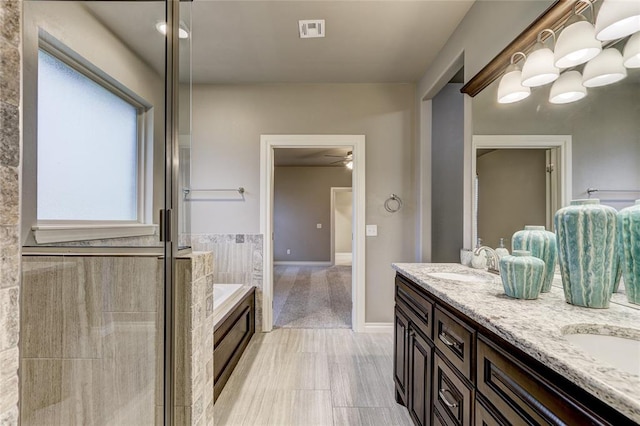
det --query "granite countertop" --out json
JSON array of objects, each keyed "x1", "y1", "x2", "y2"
[{"x1": 392, "y1": 262, "x2": 640, "y2": 423}]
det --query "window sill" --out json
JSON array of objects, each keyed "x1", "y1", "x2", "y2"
[{"x1": 32, "y1": 223, "x2": 157, "y2": 244}]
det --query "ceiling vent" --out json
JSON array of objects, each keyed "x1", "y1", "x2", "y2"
[{"x1": 299, "y1": 20, "x2": 325, "y2": 39}]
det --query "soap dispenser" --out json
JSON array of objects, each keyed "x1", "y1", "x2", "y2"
[{"x1": 496, "y1": 238, "x2": 510, "y2": 259}]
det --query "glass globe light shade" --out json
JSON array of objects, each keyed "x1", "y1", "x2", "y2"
[
  {"x1": 521, "y1": 43, "x2": 560, "y2": 87},
  {"x1": 497, "y1": 65, "x2": 531, "y2": 104},
  {"x1": 554, "y1": 17, "x2": 602, "y2": 68},
  {"x1": 549, "y1": 71, "x2": 588, "y2": 104},
  {"x1": 623, "y1": 31, "x2": 640, "y2": 68},
  {"x1": 583, "y1": 48, "x2": 627, "y2": 87},
  {"x1": 595, "y1": 0, "x2": 640, "y2": 41}
]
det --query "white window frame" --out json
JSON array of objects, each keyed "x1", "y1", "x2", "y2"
[{"x1": 32, "y1": 37, "x2": 156, "y2": 244}]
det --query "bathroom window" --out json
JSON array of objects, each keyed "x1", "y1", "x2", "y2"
[{"x1": 36, "y1": 45, "x2": 147, "y2": 223}]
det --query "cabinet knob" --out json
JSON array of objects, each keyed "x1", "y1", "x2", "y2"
[{"x1": 438, "y1": 389, "x2": 459, "y2": 408}]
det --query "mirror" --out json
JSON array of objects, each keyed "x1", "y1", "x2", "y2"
[{"x1": 471, "y1": 30, "x2": 640, "y2": 250}]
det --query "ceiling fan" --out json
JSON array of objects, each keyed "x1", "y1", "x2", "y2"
[{"x1": 325, "y1": 150, "x2": 353, "y2": 169}]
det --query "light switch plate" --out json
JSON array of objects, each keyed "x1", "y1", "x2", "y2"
[
  {"x1": 366, "y1": 225, "x2": 378, "y2": 236},
  {"x1": 317, "y1": 223, "x2": 322, "y2": 229}
]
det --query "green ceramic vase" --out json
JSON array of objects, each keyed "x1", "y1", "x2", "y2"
[
  {"x1": 499, "y1": 250, "x2": 545, "y2": 299},
  {"x1": 512, "y1": 226, "x2": 557, "y2": 293},
  {"x1": 555, "y1": 199, "x2": 617, "y2": 308},
  {"x1": 617, "y1": 200, "x2": 640, "y2": 305}
]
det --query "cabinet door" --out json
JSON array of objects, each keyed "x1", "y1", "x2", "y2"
[
  {"x1": 408, "y1": 328, "x2": 433, "y2": 426},
  {"x1": 394, "y1": 306, "x2": 410, "y2": 405}
]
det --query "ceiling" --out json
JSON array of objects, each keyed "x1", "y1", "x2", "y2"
[
  {"x1": 85, "y1": 0, "x2": 475, "y2": 84},
  {"x1": 274, "y1": 148, "x2": 352, "y2": 167}
]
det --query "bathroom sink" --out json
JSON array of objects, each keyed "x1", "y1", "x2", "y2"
[
  {"x1": 427, "y1": 272, "x2": 492, "y2": 283},
  {"x1": 563, "y1": 331, "x2": 640, "y2": 376}
]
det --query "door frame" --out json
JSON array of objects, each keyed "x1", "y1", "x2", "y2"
[
  {"x1": 330, "y1": 187, "x2": 353, "y2": 266},
  {"x1": 471, "y1": 135, "x2": 572, "y2": 247},
  {"x1": 260, "y1": 135, "x2": 366, "y2": 332}
]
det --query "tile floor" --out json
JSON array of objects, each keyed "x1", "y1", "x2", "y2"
[{"x1": 213, "y1": 329, "x2": 413, "y2": 426}]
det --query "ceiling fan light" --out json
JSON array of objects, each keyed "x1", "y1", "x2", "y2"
[
  {"x1": 623, "y1": 31, "x2": 640, "y2": 68},
  {"x1": 345, "y1": 160, "x2": 353, "y2": 170},
  {"x1": 521, "y1": 43, "x2": 560, "y2": 87},
  {"x1": 583, "y1": 48, "x2": 627, "y2": 87},
  {"x1": 595, "y1": 0, "x2": 640, "y2": 41},
  {"x1": 554, "y1": 18, "x2": 602, "y2": 68},
  {"x1": 550, "y1": 71, "x2": 588, "y2": 104},
  {"x1": 497, "y1": 66, "x2": 531, "y2": 104}
]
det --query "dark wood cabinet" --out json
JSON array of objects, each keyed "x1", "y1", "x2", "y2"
[
  {"x1": 408, "y1": 328, "x2": 433, "y2": 426},
  {"x1": 394, "y1": 272, "x2": 637, "y2": 426},
  {"x1": 394, "y1": 306, "x2": 410, "y2": 405}
]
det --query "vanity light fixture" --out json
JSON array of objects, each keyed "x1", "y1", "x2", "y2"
[
  {"x1": 155, "y1": 21, "x2": 190, "y2": 39},
  {"x1": 497, "y1": 52, "x2": 531, "y2": 104},
  {"x1": 549, "y1": 70, "x2": 588, "y2": 104},
  {"x1": 583, "y1": 48, "x2": 628, "y2": 86},
  {"x1": 623, "y1": 31, "x2": 640, "y2": 67},
  {"x1": 554, "y1": 0, "x2": 601, "y2": 68},
  {"x1": 595, "y1": 0, "x2": 640, "y2": 41},
  {"x1": 521, "y1": 29, "x2": 560, "y2": 87}
]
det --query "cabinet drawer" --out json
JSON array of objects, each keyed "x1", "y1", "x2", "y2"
[
  {"x1": 475, "y1": 396, "x2": 509, "y2": 426},
  {"x1": 477, "y1": 335, "x2": 611, "y2": 426},
  {"x1": 396, "y1": 276, "x2": 434, "y2": 339},
  {"x1": 433, "y1": 353, "x2": 474, "y2": 426},
  {"x1": 435, "y1": 306, "x2": 475, "y2": 382}
]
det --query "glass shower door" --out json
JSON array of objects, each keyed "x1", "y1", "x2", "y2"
[{"x1": 19, "y1": 1, "x2": 187, "y2": 424}]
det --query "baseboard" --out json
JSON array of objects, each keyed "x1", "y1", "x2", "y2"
[
  {"x1": 273, "y1": 261, "x2": 332, "y2": 266},
  {"x1": 363, "y1": 322, "x2": 393, "y2": 333}
]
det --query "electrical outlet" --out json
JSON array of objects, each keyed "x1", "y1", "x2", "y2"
[{"x1": 286, "y1": 249, "x2": 291, "y2": 255}]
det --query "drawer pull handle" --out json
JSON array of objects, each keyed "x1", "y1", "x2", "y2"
[
  {"x1": 439, "y1": 389, "x2": 459, "y2": 408},
  {"x1": 439, "y1": 332, "x2": 459, "y2": 348}
]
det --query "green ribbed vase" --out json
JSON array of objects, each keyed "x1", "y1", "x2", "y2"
[
  {"x1": 499, "y1": 250, "x2": 545, "y2": 299},
  {"x1": 555, "y1": 199, "x2": 617, "y2": 308},
  {"x1": 617, "y1": 200, "x2": 640, "y2": 305},
  {"x1": 512, "y1": 226, "x2": 557, "y2": 293}
]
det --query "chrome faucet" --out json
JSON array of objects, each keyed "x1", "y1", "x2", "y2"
[{"x1": 474, "y1": 246, "x2": 500, "y2": 275}]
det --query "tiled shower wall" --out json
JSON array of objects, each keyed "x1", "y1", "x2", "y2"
[
  {"x1": 0, "y1": 1, "x2": 21, "y2": 424},
  {"x1": 189, "y1": 234, "x2": 263, "y2": 330},
  {"x1": 175, "y1": 252, "x2": 215, "y2": 426},
  {"x1": 20, "y1": 255, "x2": 162, "y2": 425}
]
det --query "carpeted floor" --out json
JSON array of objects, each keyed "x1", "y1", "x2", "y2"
[{"x1": 273, "y1": 265, "x2": 352, "y2": 329}]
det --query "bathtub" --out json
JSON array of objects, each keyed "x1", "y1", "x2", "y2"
[{"x1": 213, "y1": 284, "x2": 247, "y2": 325}]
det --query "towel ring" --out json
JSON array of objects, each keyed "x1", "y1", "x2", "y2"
[{"x1": 384, "y1": 194, "x2": 402, "y2": 213}]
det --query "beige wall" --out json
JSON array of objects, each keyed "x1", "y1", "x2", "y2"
[
  {"x1": 335, "y1": 190, "x2": 353, "y2": 254},
  {"x1": 190, "y1": 83, "x2": 417, "y2": 322},
  {"x1": 0, "y1": 1, "x2": 20, "y2": 424},
  {"x1": 274, "y1": 167, "x2": 351, "y2": 262},
  {"x1": 477, "y1": 149, "x2": 547, "y2": 249},
  {"x1": 21, "y1": 2, "x2": 165, "y2": 245},
  {"x1": 473, "y1": 80, "x2": 640, "y2": 210}
]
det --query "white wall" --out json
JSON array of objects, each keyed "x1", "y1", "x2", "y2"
[
  {"x1": 22, "y1": 2, "x2": 165, "y2": 244},
  {"x1": 335, "y1": 190, "x2": 353, "y2": 254},
  {"x1": 190, "y1": 83, "x2": 416, "y2": 322},
  {"x1": 273, "y1": 167, "x2": 351, "y2": 262}
]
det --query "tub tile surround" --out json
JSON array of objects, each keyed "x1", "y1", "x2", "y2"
[
  {"x1": 189, "y1": 234, "x2": 263, "y2": 330},
  {"x1": 175, "y1": 251, "x2": 215, "y2": 426},
  {"x1": 0, "y1": 1, "x2": 20, "y2": 424},
  {"x1": 392, "y1": 263, "x2": 640, "y2": 423},
  {"x1": 20, "y1": 256, "x2": 162, "y2": 425}
]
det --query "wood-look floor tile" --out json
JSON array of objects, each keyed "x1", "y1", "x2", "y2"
[
  {"x1": 329, "y1": 357, "x2": 395, "y2": 408},
  {"x1": 265, "y1": 390, "x2": 333, "y2": 426},
  {"x1": 333, "y1": 407, "x2": 413, "y2": 426},
  {"x1": 274, "y1": 352, "x2": 330, "y2": 390}
]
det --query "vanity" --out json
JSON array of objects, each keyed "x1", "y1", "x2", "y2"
[{"x1": 392, "y1": 263, "x2": 640, "y2": 426}]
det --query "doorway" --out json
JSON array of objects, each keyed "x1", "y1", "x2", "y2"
[
  {"x1": 260, "y1": 135, "x2": 366, "y2": 332},
  {"x1": 471, "y1": 135, "x2": 572, "y2": 248}
]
